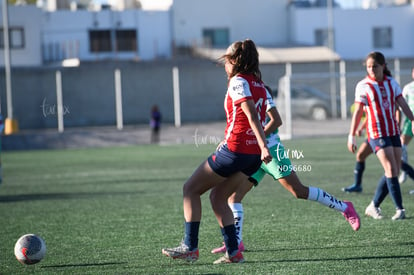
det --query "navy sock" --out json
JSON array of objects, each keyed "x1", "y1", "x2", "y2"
[
  {"x1": 184, "y1": 221, "x2": 200, "y2": 251},
  {"x1": 221, "y1": 224, "x2": 238, "y2": 256},
  {"x1": 401, "y1": 161, "x2": 414, "y2": 180},
  {"x1": 354, "y1": 161, "x2": 365, "y2": 186},
  {"x1": 386, "y1": 177, "x2": 404, "y2": 209},
  {"x1": 373, "y1": 175, "x2": 388, "y2": 207}
]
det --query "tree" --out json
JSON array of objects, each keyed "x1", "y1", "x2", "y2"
[{"x1": 8, "y1": 0, "x2": 37, "y2": 5}]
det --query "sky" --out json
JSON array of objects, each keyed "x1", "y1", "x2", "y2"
[
  {"x1": 139, "y1": 0, "x2": 172, "y2": 10},
  {"x1": 136, "y1": 1, "x2": 366, "y2": 11},
  {"x1": 335, "y1": 0, "x2": 360, "y2": 9},
  {"x1": 99, "y1": 1, "x2": 380, "y2": 11},
  {"x1": 94, "y1": 0, "x2": 173, "y2": 10}
]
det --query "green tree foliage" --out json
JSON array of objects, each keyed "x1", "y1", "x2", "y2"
[{"x1": 8, "y1": 0, "x2": 37, "y2": 5}]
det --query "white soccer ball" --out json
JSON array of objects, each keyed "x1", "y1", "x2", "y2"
[{"x1": 14, "y1": 234, "x2": 46, "y2": 265}]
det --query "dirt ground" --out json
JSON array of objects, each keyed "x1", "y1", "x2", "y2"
[{"x1": 1, "y1": 119, "x2": 351, "y2": 151}]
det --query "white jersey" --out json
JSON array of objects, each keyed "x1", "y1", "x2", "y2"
[
  {"x1": 264, "y1": 89, "x2": 282, "y2": 148},
  {"x1": 403, "y1": 80, "x2": 414, "y2": 113}
]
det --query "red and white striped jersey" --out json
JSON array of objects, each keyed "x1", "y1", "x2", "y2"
[
  {"x1": 224, "y1": 74, "x2": 267, "y2": 154},
  {"x1": 355, "y1": 75, "x2": 402, "y2": 139}
]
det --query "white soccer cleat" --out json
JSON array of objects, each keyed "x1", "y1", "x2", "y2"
[
  {"x1": 162, "y1": 241, "x2": 199, "y2": 263},
  {"x1": 365, "y1": 201, "x2": 383, "y2": 220},
  {"x1": 213, "y1": 251, "x2": 245, "y2": 264},
  {"x1": 391, "y1": 209, "x2": 406, "y2": 220},
  {"x1": 398, "y1": 172, "x2": 407, "y2": 184}
]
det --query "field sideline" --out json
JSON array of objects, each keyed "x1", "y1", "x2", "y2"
[{"x1": 0, "y1": 136, "x2": 413, "y2": 274}]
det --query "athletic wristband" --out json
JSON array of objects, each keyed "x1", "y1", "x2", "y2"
[{"x1": 348, "y1": 135, "x2": 356, "y2": 145}]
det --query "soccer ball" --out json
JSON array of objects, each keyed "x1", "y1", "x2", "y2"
[{"x1": 14, "y1": 234, "x2": 46, "y2": 265}]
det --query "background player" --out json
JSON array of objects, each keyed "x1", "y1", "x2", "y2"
[
  {"x1": 342, "y1": 105, "x2": 372, "y2": 193},
  {"x1": 398, "y1": 67, "x2": 414, "y2": 194},
  {"x1": 348, "y1": 52, "x2": 414, "y2": 220}
]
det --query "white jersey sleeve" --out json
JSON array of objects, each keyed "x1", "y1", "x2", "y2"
[
  {"x1": 390, "y1": 77, "x2": 402, "y2": 98},
  {"x1": 228, "y1": 76, "x2": 252, "y2": 103},
  {"x1": 354, "y1": 79, "x2": 369, "y2": 105},
  {"x1": 265, "y1": 88, "x2": 276, "y2": 112},
  {"x1": 403, "y1": 80, "x2": 414, "y2": 112},
  {"x1": 403, "y1": 80, "x2": 414, "y2": 99}
]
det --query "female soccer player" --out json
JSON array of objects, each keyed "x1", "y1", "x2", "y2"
[
  {"x1": 343, "y1": 101, "x2": 414, "y2": 193},
  {"x1": 348, "y1": 52, "x2": 414, "y2": 220},
  {"x1": 211, "y1": 86, "x2": 361, "y2": 254},
  {"x1": 399, "y1": 67, "x2": 414, "y2": 190},
  {"x1": 342, "y1": 105, "x2": 372, "y2": 193},
  {"x1": 162, "y1": 39, "x2": 271, "y2": 264}
]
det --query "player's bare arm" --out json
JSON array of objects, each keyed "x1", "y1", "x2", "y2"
[
  {"x1": 263, "y1": 107, "x2": 282, "y2": 136},
  {"x1": 348, "y1": 102, "x2": 364, "y2": 153},
  {"x1": 240, "y1": 100, "x2": 272, "y2": 164}
]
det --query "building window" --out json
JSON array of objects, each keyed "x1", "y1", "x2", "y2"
[
  {"x1": 315, "y1": 28, "x2": 329, "y2": 47},
  {"x1": 89, "y1": 30, "x2": 112, "y2": 52},
  {"x1": 116, "y1": 30, "x2": 137, "y2": 52},
  {"x1": 202, "y1": 28, "x2": 229, "y2": 48},
  {"x1": 89, "y1": 29, "x2": 138, "y2": 53},
  {"x1": 0, "y1": 27, "x2": 24, "y2": 49},
  {"x1": 373, "y1": 27, "x2": 392, "y2": 48}
]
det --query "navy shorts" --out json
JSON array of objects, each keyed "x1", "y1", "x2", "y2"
[
  {"x1": 207, "y1": 144, "x2": 262, "y2": 177},
  {"x1": 368, "y1": 135, "x2": 401, "y2": 154}
]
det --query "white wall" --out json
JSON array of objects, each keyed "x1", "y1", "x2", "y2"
[
  {"x1": 42, "y1": 9, "x2": 171, "y2": 62},
  {"x1": 137, "y1": 11, "x2": 172, "y2": 59},
  {"x1": 172, "y1": 0, "x2": 288, "y2": 47},
  {"x1": 42, "y1": 10, "x2": 90, "y2": 61},
  {"x1": 0, "y1": 6, "x2": 171, "y2": 66},
  {"x1": 291, "y1": 5, "x2": 414, "y2": 60},
  {"x1": 0, "y1": 6, "x2": 42, "y2": 66}
]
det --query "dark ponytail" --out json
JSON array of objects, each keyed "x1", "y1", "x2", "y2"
[{"x1": 220, "y1": 39, "x2": 262, "y2": 80}]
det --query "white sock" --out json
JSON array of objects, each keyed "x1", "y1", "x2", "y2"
[
  {"x1": 307, "y1": 186, "x2": 347, "y2": 212},
  {"x1": 229, "y1": 203, "x2": 244, "y2": 244}
]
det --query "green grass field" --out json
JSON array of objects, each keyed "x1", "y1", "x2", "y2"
[{"x1": 1, "y1": 136, "x2": 413, "y2": 274}]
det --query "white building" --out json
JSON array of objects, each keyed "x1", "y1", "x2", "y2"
[
  {"x1": 172, "y1": 0, "x2": 289, "y2": 49},
  {"x1": 172, "y1": 0, "x2": 414, "y2": 60},
  {"x1": 0, "y1": 6, "x2": 43, "y2": 66},
  {"x1": 41, "y1": 9, "x2": 171, "y2": 62},
  {"x1": 0, "y1": 1, "x2": 413, "y2": 66},
  {"x1": 290, "y1": 5, "x2": 414, "y2": 59},
  {"x1": 0, "y1": 5, "x2": 171, "y2": 66}
]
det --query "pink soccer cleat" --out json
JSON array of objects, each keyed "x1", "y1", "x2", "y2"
[
  {"x1": 211, "y1": 241, "x2": 245, "y2": 254},
  {"x1": 342, "y1": 201, "x2": 361, "y2": 231}
]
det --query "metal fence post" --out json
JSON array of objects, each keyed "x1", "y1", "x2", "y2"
[
  {"x1": 115, "y1": 68, "x2": 123, "y2": 130},
  {"x1": 56, "y1": 70, "x2": 64, "y2": 133},
  {"x1": 172, "y1": 66, "x2": 181, "y2": 128}
]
